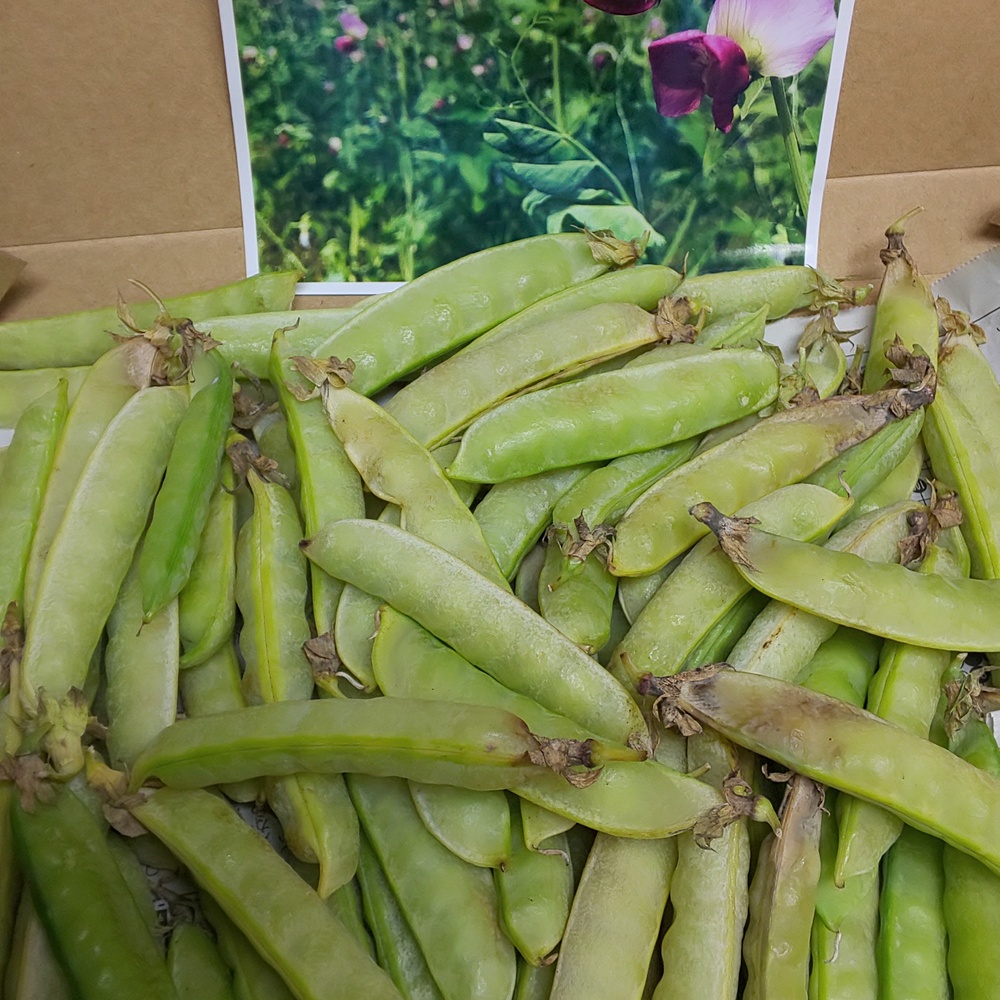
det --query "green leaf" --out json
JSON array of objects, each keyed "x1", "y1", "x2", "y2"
[
  {"x1": 545, "y1": 203, "x2": 666, "y2": 251},
  {"x1": 497, "y1": 160, "x2": 604, "y2": 199},
  {"x1": 486, "y1": 118, "x2": 575, "y2": 159},
  {"x1": 399, "y1": 117, "x2": 442, "y2": 143}
]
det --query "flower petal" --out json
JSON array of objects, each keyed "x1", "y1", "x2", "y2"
[
  {"x1": 707, "y1": 0, "x2": 837, "y2": 77},
  {"x1": 584, "y1": 0, "x2": 660, "y2": 14}
]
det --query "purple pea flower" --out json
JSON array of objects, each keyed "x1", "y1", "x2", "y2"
[
  {"x1": 647, "y1": 0, "x2": 837, "y2": 132},
  {"x1": 338, "y1": 9, "x2": 369, "y2": 40},
  {"x1": 584, "y1": 0, "x2": 660, "y2": 12}
]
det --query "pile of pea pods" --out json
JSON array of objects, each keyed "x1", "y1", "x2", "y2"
[{"x1": 2, "y1": 221, "x2": 1000, "y2": 1000}]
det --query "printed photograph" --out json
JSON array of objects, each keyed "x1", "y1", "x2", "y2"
[{"x1": 230, "y1": 0, "x2": 841, "y2": 283}]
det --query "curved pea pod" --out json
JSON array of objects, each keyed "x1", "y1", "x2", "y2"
[
  {"x1": 4, "y1": 889, "x2": 73, "y2": 1000},
  {"x1": 800, "y1": 331, "x2": 848, "y2": 399},
  {"x1": 384, "y1": 265, "x2": 679, "y2": 447},
  {"x1": 794, "y1": 627, "x2": 883, "y2": 707},
  {"x1": 326, "y1": 879, "x2": 375, "y2": 959},
  {"x1": 349, "y1": 774, "x2": 515, "y2": 1000},
  {"x1": 311, "y1": 233, "x2": 610, "y2": 396},
  {"x1": 550, "y1": 832, "x2": 675, "y2": 1000},
  {"x1": 843, "y1": 439, "x2": 924, "y2": 524},
  {"x1": 538, "y1": 550, "x2": 616, "y2": 653},
  {"x1": 355, "y1": 832, "x2": 444, "y2": 1000},
  {"x1": 608, "y1": 483, "x2": 852, "y2": 694},
  {"x1": 514, "y1": 544, "x2": 545, "y2": 613},
  {"x1": 726, "y1": 500, "x2": 920, "y2": 679},
  {"x1": 647, "y1": 665, "x2": 1000, "y2": 875},
  {"x1": 20, "y1": 385, "x2": 187, "y2": 773},
  {"x1": 12, "y1": 783, "x2": 178, "y2": 1000},
  {"x1": 862, "y1": 220, "x2": 938, "y2": 393},
  {"x1": 303, "y1": 519, "x2": 648, "y2": 744},
  {"x1": 168, "y1": 922, "x2": 237, "y2": 1000},
  {"x1": 409, "y1": 782, "x2": 511, "y2": 870},
  {"x1": 610, "y1": 382, "x2": 932, "y2": 576},
  {"x1": 0, "y1": 366, "x2": 86, "y2": 431},
  {"x1": 448, "y1": 347, "x2": 778, "y2": 483},
  {"x1": 878, "y1": 826, "x2": 949, "y2": 1000},
  {"x1": 698, "y1": 502, "x2": 1000, "y2": 651},
  {"x1": 520, "y1": 801, "x2": 575, "y2": 853},
  {"x1": 616, "y1": 559, "x2": 678, "y2": 625},
  {"x1": 0, "y1": 379, "x2": 68, "y2": 625},
  {"x1": 132, "y1": 787, "x2": 402, "y2": 1000},
  {"x1": 695, "y1": 303, "x2": 768, "y2": 348}
]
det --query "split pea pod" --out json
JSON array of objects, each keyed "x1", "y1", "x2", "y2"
[
  {"x1": 0, "y1": 378, "x2": 68, "y2": 624},
  {"x1": 311, "y1": 233, "x2": 610, "y2": 396},
  {"x1": 19, "y1": 385, "x2": 187, "y2": 773},
  {"x1": 0, "y1": 271, "x2": 299, "y2": 370},
  {"x1": 132, "y1": 787, "x2": 402, "y2": 1000},
  {"x1": 138, "y1": 348, "x2": 234, "y2": 621},
  {"x1": 0, "y1": 366, "x2": 85, "y2": 430},
  {"x1": 611, "y1": 382, "x2": 931, "y2": 576},
  {"x1": 447, "y1": 347, "x2": 779, "y2": 483},
  {"x1": 384, "y1": 265, "x2": 678, "y2": 447},
  {"x1": 304, "y1": 519, "x2": 646, "y2": 743},
  {"x1": 649, "y1": 665, "x2": 1000, "y2": 875}
]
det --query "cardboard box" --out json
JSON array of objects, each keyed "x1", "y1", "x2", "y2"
[{"x1": 2, "y1": 0, "x2": 998, "y2": 319}]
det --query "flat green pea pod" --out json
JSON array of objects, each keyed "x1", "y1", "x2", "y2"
[
  {"x1": 20, "y1": 385, "x2": 187, "y2": 773},
  {"x1": 520, "y1": 801, "x2": 575, "y2": 852},
  {"x1": 616, "y1": 559, "x2": 679, "y2": 625},
  {"x1": 311, "y1": 233, "x2": 611, "y2": 396},
  {"x1": 537, "y1": 553, "x2": 616, "y2": 653},
  {"x1": 835, "y1": 542, "x2": 965, "y2": 884},
  {"x1": 611, "y1": 381, "x2": 931, "y2": 576},
  {"x1": 608, "y1": 483, "x2": 852, "y2": 694},
  {"x1": 409, "y1": 781, "x2": 511, "y2": 870},
  {"x1": 326, "y1": 878, "x2": 375, "y2": 959},
  {"x1": 862, "y1": 219, "x2": 938, "y2": 393},
  {"x1": 515, "y1": 960, "x2": 556, "y2": 1000},
  {"x1": 514, "y1": 544, "x2": 545, "y2": 612},
  {"x1": 133, "y1": 788, "x2": 401, "y2": 1000},
  {"x1": 168, "y1": 923, "x2": 238, "y2": 1000},
  {"x1": 495, "y1": 799, "x2": 573, "y2": 966},
  {"x1": 270, "y1": 333, "x2": 364, "y2": 636},
  {"x1": 4, "y1": 888, "x2": 73, "y2": 1000},
  {"x1": 843, "y1": 440, "x2": 924, "y2": 525},
  {"x1": 0, "y1": 272, "x2": 299, "y2": 370},
  {"x1": 104, "y1": 560, "x2": 180, "y2": 769},
  {"x1": 646, "y1": 665, "x2": 1000, "y2": 876},
  {"x1": 877, "y1": 826, "x2": 949, "y2": 1000},
  {"x1": 651, "y1": 731, "x2": 749, "y2": 1000},
  {"x1": 349, "y1": 774, "x2": 516, "y2": 1000},
  {"x1": 355, "y1": 832, "x2": 444, "y2": 1000},
  {"x1": 718, "y1": 501, "x2": 924, "y2": 678},
  {"x1": 384, "y1": 264, "x2": 678, "y2": 447},
  {"x1": 0, "y1": 367, "x2": 86, "y2": 430},
  {"x1": 698, "y1": 502, "x2": 1000, "y2": 651},
  {"x1": 674, "y1": 265, "x2": 864, "y2": 324},
  {"x1": 12, "y1": 782, "x2": 178, "y2": 1000},
  {"x1": 22, "y1": 341, "x2": 146, "y2": 620},
  {"x1": 448, "y1": 347, "x2": 778, "y2": 483},
  {"x1": 251, "y1": 410, "x2": 299, "y2": 498},
  {"x1": 303, "y1": 519, "x2": 647, "y2": 744},
  {"x1": 0, "y1": 379, "x2": 68, "y2": 628},
  {"x1": 138, "y1": 349, "x2": 234, "y2": 621},
  {"x1": 795, "y1": 627, "x2": 883, "y2": 708},
  {"x1": 549, "y1": 832, "x2": 675, "y2": 1000},
  {"x1": 695, "y1": 303, "x2": 768, "y2": 348}
]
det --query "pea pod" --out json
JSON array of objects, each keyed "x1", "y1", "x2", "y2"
[
  {"x1": 794, "y1": 627, "x2": 883, "y2": 707},
  {"x1": 843, "y1": 440, "x2": 924, "y2": 524},
  {"x1": 695, "y1": 303, "x2": 768, "y2": 348},
  {"x1": 0, "y1": 366, "x2": 85, "y2": 430},
  {"x1": 4, "y1": 889, "x2": 73, "y2": 1000},
  {"x1": 168, "y1": 923, "x2": 238, "y2": 1000},
  {"x1": 409, "y1": 782, "x2": 512, "y2": 870},
  {"x1": 515, "y1": 960, "x2": 556, "y2": 1000},
  {"x1": 132, "y1": 787, "x2": 402, "y2": 1000},
  {"x1": 311, "y1": 233, "x2": 610, "y2": 396},
  {"x1": 12, "y1": 783, "x2": 178, "y2": 1000}
]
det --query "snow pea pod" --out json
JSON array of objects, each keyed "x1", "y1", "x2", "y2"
[
  {"x1": 611, "y1": 382, "x2": 930, "y2": 576},
  {"x1": 409, "y1": 781, "x2": 511, "y2": 870},
  {"x1": 698, "y1": 503, "x2": 1000, "y2": 651},
  {"x1": 616, "y1": 559, "x2": 679, "y2": 625},
  {"x1": 384, "y1": 264, "x2": 678, "y2": 447},
  {"x1": 649, "y1": 665, "x2": 1000, "y2": 875},
  {"x1": 515, "y1": 960, "x2": 556, "y2": 1000},
  {"x1": 538, "y1": 554, "x2": 616, "y2": 653},
  {"x1": 794, "y1": 627, "x2": 883, "y2": 707},
  {"x1": 132, "y1": 787, "x2": 401, "y2": 1000},
  {"x1": 168, "y1": 923, "x2": 237, "y2": 1000},
  {"x1": 303, "y1": 519, "x2": 647, "y2": 744},
  {"x1": 0, "y1": 271, "x2": 299, "y2": 370},
  {"x1": 312, "y1": 233, "x2": 609, "y2": 396},
  {"x1": 20, "y1": 385, "x2": 187, "y2": 773},
  {"x1": 0, "y1": 379, "x2": 68, "y2": 625},
  {"x1": 12, "y1": 784, "x2": 178, "y2": 1000},
  {"x1": 448, "y1": 347, "x2": 778, "y2": 483},
  {"x1": 843, "y1": 440, "x2": 924, "y2": 524},
  {"x1": 695, "y1": 303, "x2": 768, "y2": 348},
  {"x1": 0, "y1": 366, "x2": 85, "y2": 430}
]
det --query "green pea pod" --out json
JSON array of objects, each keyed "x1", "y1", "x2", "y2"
[
  {"x1": 515, "y1": 959, "x2": 556, "y2": 1000},
  {"x1": 695, "y1": 303, "x2": 769, "y2": 348},
  {"x1": 801, "y1": 333, "x2": 848, "y2": 399},
  {"x1": 611, "y1": 382, "x2": 930, "y2": 576},
  {"x1": 514, "y1": 544, "x2": 545, "y2": 613},
  {"x1": 843, "y1": 440, "x2": 924, "y2": 524},
  {"x1": 862, "y1": 221, "x2": 938, "y2": 393},
  {"x1": 0, "y1": 784, "x2": 20, "y2": 987},
  {"x1": 139, "y1": 349, "x2": 234, "y2": 621},
  {"x1": 134, "y1": 788, "x2": 400, "y2": 1000},
  {"x1": 0, "y1": 379, "x2": 68, "y2": 626},
  {"x1": 303, "y1": 519, "x2": 647, "y2": 744},
  {"x1": 12, "y1": 784, "x2": 178, "y2": 1000},
  {"x1": 877, "y1": 826, "x2": 949, "y2": 1000},
  {"x1": 538, "y1": 552, "x2": 616, "y2": 653},
  {"x1": 384, "y1": 265, "x2": 678, "y2": 447},
  {"x1": 448, "y1": 347, "x2": 778, "y2": 483},
  {"x1": 0, "y1": 367, "x2": 86, "y2": 430},
  {"x1": 678, "y1": 590, "x2": 768, "y2": 672},
  {"x1": 325, "y1": 879, "x2": 375, "y2": 960},
  {"x1": 355, "y1": 832, "x2": 445, "y2": 1000},
  {"x1": 409, "y1": 782, "x2": 511, "y2": 870},
  {"x1": 4, "y1": 889, "x2": 73, "y2": 1000},
  {"x1": 104, "y1": 559, "x2": 180, "y2": 769},
  {"x1": 519, "y1": 801, "x2": 575, "y2": 853},
  {"x1": 795, "y1": 627, "x2": 883, "y2": 707},
  {"x1": 650, "y1": 666, "x2": 1000, "y2": 876},
  {"x1": 252, "y1": 411, "x2": 299, "y2": 498},
  {"x1": 550, "y1": 832, "x2": 675, "y2": 1000},
  {"x1": 168, "y1": 923, "x2": 237, "y2": 1000},
  {"x1": 349, "y1": 774, "x2": 516, "y2": 1000},
  {"x1": 496, "y1": 799, "x2": 573, "y2": 966},
  {"x1": 311, "y1": 233, "x2": 609, "y2": 397},
  {"x1": 0, "y1": 272, "x2": 299, "y2": 370},
  {"x1": 743, "y1": 775, "x2": 824, "y2": 1000},
  {"x1": 616, "y1": 559, "x2": 678, "y2": 625},
  {"x1": 20, "y1": 385, "x2": 187, "y2": 774},
  {"x1": 105, "y1": 833, "x2": 162, "y2": 947}
]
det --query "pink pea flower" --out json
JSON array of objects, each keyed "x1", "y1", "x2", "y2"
[
  {"x1": 647, "y1": 0, "x2": 837, "y2": 132},
  {"x1": 334, "y1": 35, "x2": 358, "y2": 54},
  {"x1": 338, "y1": 10, "x2": 369, "y2": 40},
  {"x1": 456, "y1": 33, "x2": 474, "y2": 51},
  {"x1": 584, "y1": 0, "x2": 660, "y2": 12}
]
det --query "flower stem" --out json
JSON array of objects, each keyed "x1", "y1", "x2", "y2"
[{"x1": 769, "y1": 76, "x2": 810, "y2": 221}]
